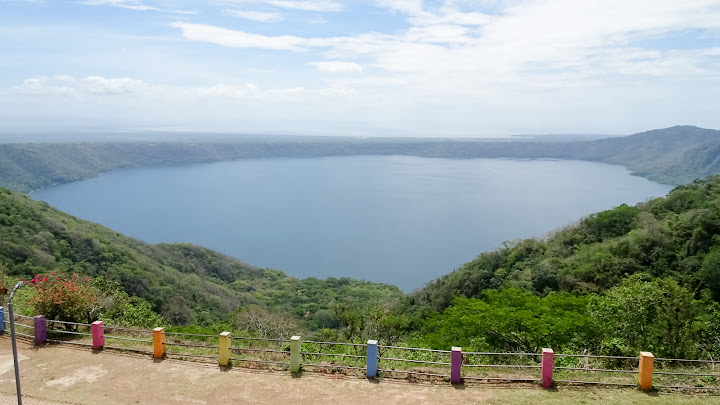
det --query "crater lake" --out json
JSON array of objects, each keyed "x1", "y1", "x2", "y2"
[{"x1": 31, "y1": 156, "x2": 674, "y2": 291}]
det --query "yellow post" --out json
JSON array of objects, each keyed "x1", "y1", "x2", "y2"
[
  {"x1": 638, "y1": 351, "x2": 654, "y2": 391},
  {"x1": 153, "y1": 327, "x2": 166, "y2": 359},
  {"x1": 219, "y1": 331, "x2": 231, "y2": 366},
  {"x1": 290, "y1": 336, "x2": 301, "y2": 373}
]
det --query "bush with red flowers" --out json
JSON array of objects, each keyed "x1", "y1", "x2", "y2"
[{"x1": 27, "y1": 272, "x2": 99, "y2": 325}]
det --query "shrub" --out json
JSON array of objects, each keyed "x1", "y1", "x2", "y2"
[{"x1": 27, "y1": 272, "x2": 99, "y2": 326}]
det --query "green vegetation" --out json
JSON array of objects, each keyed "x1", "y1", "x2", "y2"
[
  {"x1": 5, "y1": 167, "x2": 720, "y2": 363},
  {"x1": 0, "y1": 186, "x2": 402, "y2": 328},
  {"x1": 404, "y1": 176, "x2": 720, "y2": 359},
  {"x1": 1, "y1": 125, "x2": 719, "y2": 193}
]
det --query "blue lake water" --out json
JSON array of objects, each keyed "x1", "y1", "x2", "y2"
[{"x1": 31, "y1": 156, "x2": 674, "y2": 291}]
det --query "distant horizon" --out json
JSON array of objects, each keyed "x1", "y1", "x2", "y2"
[
  {"x1": 5, "y1": 123, "x2": 708, "y2": 143},
  {"x1": 0, "y1": 128, "x2": 623, "y2": 143}
]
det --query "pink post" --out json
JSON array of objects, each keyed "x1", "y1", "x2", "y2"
[
  {"x1": 91, "y1": 321, "x2": 105, "y2": 350},
  {"x1": 451, "y1": 346, "x2": 462, "y2": 384},
  {"x1": 541, "y1": 348, "x2": 554, "y2": 388}
]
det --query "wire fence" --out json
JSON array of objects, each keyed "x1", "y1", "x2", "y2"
[{"x1": 3, "y1": 311, "x2": 720, "y2": 391}]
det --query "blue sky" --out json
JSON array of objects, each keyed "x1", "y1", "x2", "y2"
[{"x1": 1, "y1": 0, "x2": 719, "y2": 137}]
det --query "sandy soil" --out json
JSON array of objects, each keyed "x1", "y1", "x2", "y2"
[{"x1": 0, "y1": 337, "x2": 718, "y2": 405}]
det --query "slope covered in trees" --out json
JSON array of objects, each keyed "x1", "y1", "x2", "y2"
[
  {"x1": 410, "y1": 176, "x2": 720, "y2": 311},
  {"x1": 1, "y1": 125, "x2": 718, "y2": 193},
  {"x1": 4, "y1": 174, "x2": 720, "y2": 359},
  {"x1": 0, "y1": 187, "x2": 402, "y2": 326},
  {"x1": 399, "y1": 176, "x2": 720, "y2": 359}
]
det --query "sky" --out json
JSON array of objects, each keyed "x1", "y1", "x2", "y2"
[{"x1": 1, "y1": 0, "x2": 719, "y2": 137}]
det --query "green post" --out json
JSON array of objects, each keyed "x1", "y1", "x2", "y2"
[{"x1": 290, "y1": 335, "x2": 301, "y2": 373}]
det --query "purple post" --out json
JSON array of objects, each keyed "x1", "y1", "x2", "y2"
[
  {"x1": 541, "y1": 348, "x2": 554, "y2": 388},
  {"x1": 34, "y1": 315, "x2": 47, "y2": 345},
  {"x1": 451, "y1": 346, "x2": 462, "y2": 384},
  {"x1": 91, "y1": 321, "x2": 105, "y2": 350}
]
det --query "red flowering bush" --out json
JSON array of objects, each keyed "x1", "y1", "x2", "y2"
[{"x1": 27, "y1": 272, "x2": 99, "y2": 325}]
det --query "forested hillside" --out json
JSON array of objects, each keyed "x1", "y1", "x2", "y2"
[
  {"x1": 411, "y1": 175, "x2": 720, "y2": 310},
  {"x1": 4, "y1": 174, "x2": 720, "y2": 359},
  {"x1": 0, "y1": 187, "x2": 402, "y2": 326},
  {"x1": 400, "y1": 176, "x2": 720, "y2": 359},
  {"x1": 1, "y1": 125, "x2": 719, "y2": 192}
]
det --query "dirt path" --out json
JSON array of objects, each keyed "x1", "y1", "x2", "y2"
[{"x1": 0, "y1": 337, "x2": 717, "y2": 405}]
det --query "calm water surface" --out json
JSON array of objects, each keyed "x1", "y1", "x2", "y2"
[{"x1": 31, "y1": 156, "x2": 674, "y2": 291}]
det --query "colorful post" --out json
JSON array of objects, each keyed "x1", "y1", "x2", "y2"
[
  {"x1": 219, "y1": 331, "x2": 231, "y2": 366},
  {"x1": 290, "y1": 335, "x2": 301, "y2": 373},
  {"x1": 153, "y1": 327, "x2": 166, "y2": 359},
  {"x1": 541, "y1": 348, "x2": 554, "y2": 388},
  {"x1": 366, "y1": 340, "x2": 378, "y2": 378},
  {"x1": 34, "y1": 315, "x2": 47, "y2": 345},
  {"x1": 451, "y1": 346, "x2": 462, "y2": 384},
  {"x1": 639, "y1": 351, "x2": 654, "y2": 391},
  {"x1": 91, "y1": 321, "x2": 105, "y2": 350},
  {"x1": 0, "y1": 306, "x2": 5, "y2": 333}
]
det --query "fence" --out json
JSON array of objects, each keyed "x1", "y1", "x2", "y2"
[{"x1": 2, "y1": 307, "x2": 719, "y2": 391}]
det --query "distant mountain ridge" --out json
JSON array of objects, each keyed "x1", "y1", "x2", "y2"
[
  {"x1": 580, "y1": 126, "x2": 720, "y2": 183},
  {"x1": 1, "y1": 125, "x2": 718, "y2": 192}
]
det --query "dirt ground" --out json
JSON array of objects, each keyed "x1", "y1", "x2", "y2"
[{"x1": 1, "y1": 337, "x2": 719, "y2": 405}]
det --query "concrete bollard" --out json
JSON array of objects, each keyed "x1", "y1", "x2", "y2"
[
  {"x1": 366, "y1": 340, "x2": 378, "y2": 378},
  {"x1": 91, "y1": 321, "x2": 105, "y2": 350},
  {"x1": 639, "y1": 351, "x2": 654, "y2": 391},
  {"x1": 541, "y1": 348, "x2": 554, "y2": 388},
  {"x1": 290, "y1": 336, "x2": 301, "y2": 373},
  {"x1": 34, "y1": 315, "x2": 47, "y2": 345},
  {"x1": 451, "y1": 346, "x2": 462, "y2": 384},
  {"x1": 219, "y1": 331, "x2": 231, "y2": 366},
  {"x1": 153, "y1": 327, "x2": 166, "y2": 359}
]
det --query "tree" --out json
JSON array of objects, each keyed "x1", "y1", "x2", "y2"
[
  {"x1": 422, "y1": 288, "x2": 593, "y2": 353},
  {"x1": 588, "y1": 274, "x2": 699, "y2": 358},
  {"x1": 27, "y1": 272, "x2": 99, "y2": 327}
]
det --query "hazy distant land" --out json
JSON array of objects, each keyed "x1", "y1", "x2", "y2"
[{"x1": 1, "y1": 125, "x2": 718, "y2": 193}]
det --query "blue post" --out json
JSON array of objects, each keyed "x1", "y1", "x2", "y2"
[
  {"x1": 0, "y1": 306, "x2": 5, "y2": 333},
  {"x1": 366, "y1": 340, "x2": 378, "y2": 378}
]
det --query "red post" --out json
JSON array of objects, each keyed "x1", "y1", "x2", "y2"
[
  {"x1": 541, "y1": 348, "x2": 554, "y2": 388},
  {"x1": 91, "y1": 321, "x2": 105, "y2": 350},
  {"x1": 451, "y1": 346, "x2": 462, "y2": 384}
]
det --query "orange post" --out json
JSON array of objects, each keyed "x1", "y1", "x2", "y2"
[
  {"x1": 638, "y1": 351, "x2": 654, "y2": 391},
  {"x1": 153, "y1": 327, "x2": 166, "y2": 359}
]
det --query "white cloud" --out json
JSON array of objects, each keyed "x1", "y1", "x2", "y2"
[
  {"x1": 171, "y1": 22, "x2": 345, "y2": 51},
  {"x1": 371, "y1": 0, "x2": 424, "y2": 15},
  {"x1": 82, "y1": 76, "x2": 147, "y2": 94},
  {"x1": 80, "y1": 0, "x2": 197, "y2": 14},
  {"x1": 266, "y1": 0, "x2": 342, "y2": 12},
  {"x1": 11, "y1": 77, "x2": 78, "y2": 96},
  {"x1": 7, "y1": 0, "x2": 720, "y2": 135},
  {"x1": 223, "y1": 9, "x2": 284, "y2": 22},
  {"x1": 197, "y1": 83, "x2": 262, "y2": 98},
  {"x1": 11, "y1": 76, "x2": 147, "y2": 96},
  {"x1": 308, "y1": 61, "x2": 363, "y2": 73}
]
